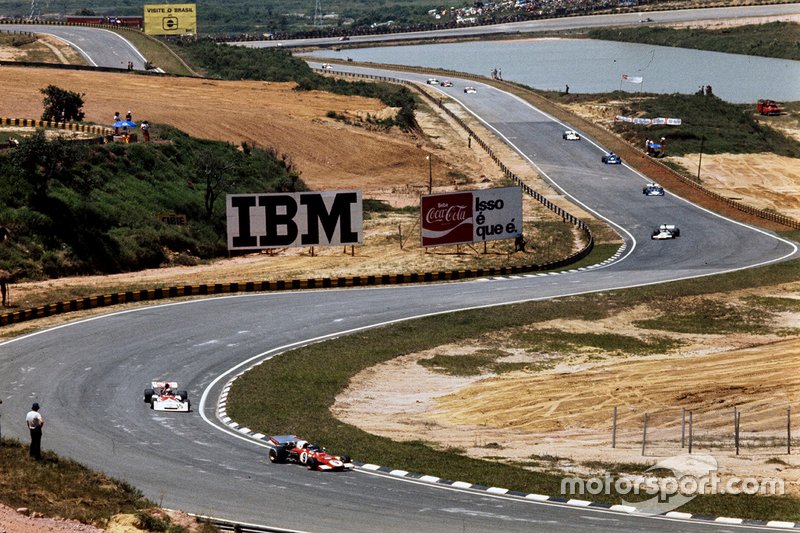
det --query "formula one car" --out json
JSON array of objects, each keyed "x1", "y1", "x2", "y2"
[
  {"x1": 602, "y1": 152, "x2": 622, "y2": 164},
  {"x1": 268, "y1": 435, "x2": 354, "y2": 471},
  {"x1": 562, "y1": 130, "x2": 581, "y2": 141},
  {"x1": 440, "y1": 80, "x2": 453, "y2": 87},
  {"x1": 426, "y1": 78, "x2": 439, "y2": 85},
  {"x1": 643, "y1": 183, "x2": 665, "y2": 196},
  {"x1": 651, "y1": 224, "x2": 680, "y2": 240},
  {"x1": 321, "y1": 63, "x2": 334, "y2": 70},
  {"x1": 464, "y1": 86, "x2": 477, "y2": 94},
  {"x1": 143, "y1": 381, "x2": 190, "y2": 412}
]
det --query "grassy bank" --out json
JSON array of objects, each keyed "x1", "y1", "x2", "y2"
[
  {"x1": 0, "y1": 124, "x2": 302, "y2": 280},
  {"x1": 0, "y1": 438, "x2": 149, "y2": 524},
  {"x1": 589, "y1": 21, "x2": 800, "y2": 62},
  {"x1": 109, "y1": 29, "x2": 196, "y2": 76},
  {"x1": 227, "y1": 255, "x2": 800, "y2": 521}
]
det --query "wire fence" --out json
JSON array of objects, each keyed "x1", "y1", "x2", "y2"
[{"x1": 609, "y1": 404, "x2": 797, "y2": 457}]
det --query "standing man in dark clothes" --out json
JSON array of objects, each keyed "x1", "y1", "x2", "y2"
[{"x1": 26, "y1": 402, "x2": 44, "y2": 460}]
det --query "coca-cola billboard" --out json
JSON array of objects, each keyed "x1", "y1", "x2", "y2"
[
  {"x1": 420, "y1": 192, "x2": 473, "y2": 246},
  {"x1": 420, "y1": 187, "x2": 522, "y2": 247}
]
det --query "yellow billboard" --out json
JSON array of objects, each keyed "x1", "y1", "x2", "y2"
[{"x1": 144, "y1": 4, "x2": 197, "y2": 35}]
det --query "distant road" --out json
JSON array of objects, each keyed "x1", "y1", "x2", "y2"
[
  {"x1": 0, "y1": 24, "x2": 147, "y2": 69},
  {"x1": 235, "y1": 4, "x2": 800, "y2": 49}
]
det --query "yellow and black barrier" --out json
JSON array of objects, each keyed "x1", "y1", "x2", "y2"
[
  {"x1": 0, "y1": 243, "x2": 595, "y2": 328},
  {"x1": 1, "y1": 116, "x2": 114, "y2": 140}
]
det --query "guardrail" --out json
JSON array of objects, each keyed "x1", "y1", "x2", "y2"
[
  {"x1": 646, "y1": 155, "x2": 800, "y2": 230},
  {"x1": 188, "y1": 513, "x2": 305, "y2": 532}
]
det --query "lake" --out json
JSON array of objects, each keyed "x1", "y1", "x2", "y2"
[{"x1": 303, "y1": 39, "x2": 800, "y2": 104}]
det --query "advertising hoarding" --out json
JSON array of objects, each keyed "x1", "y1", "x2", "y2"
[
  {"x1": 421, "y1": 187, "x2": 522, "y2": 247},
  {"x1": 226, "y1": 191, "x2": 363, "y2": 251},
  {"x1": 144, "y1": 4, "x2": 197, "y2": 35}
]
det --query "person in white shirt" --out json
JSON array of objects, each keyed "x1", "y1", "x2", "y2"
[{"x1": 26, "y1": 402, "x2": 44, "y2": 460}]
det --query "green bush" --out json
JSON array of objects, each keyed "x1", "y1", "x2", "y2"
[{"x1": 0, "y1": 125, "x2": 304, "y2": 280}]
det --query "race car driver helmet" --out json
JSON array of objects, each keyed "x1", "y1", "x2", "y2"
[{"x1": 297, "y1": 440, "x2": 308, "y2": 449}]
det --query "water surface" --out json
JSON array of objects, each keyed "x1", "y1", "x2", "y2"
[{"x1": 304, "y1": 39, "x2": 800, "y2": 103}]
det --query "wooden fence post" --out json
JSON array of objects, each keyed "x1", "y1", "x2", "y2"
[
  {"x1": 788, "y1": 405, "x2": 792, "y2": 455},
  {"x1": 688, "y1": 410, "x2": 693, "y2": 454},
  {"x1": 681, "y1": 408, "x2": 685, "y2": 449},
  {"x1": 612, "y1": 406, "x2": 617, "y2": 449},
  {"x1": 642, "y1": 412, "x2": 648, "y2": 456}
]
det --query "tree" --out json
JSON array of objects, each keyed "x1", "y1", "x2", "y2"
[
  {"x1": 10, "y1": 129, "x2": 79, "y2": 203},
  {"x1": 40, "y1": 85, "x2": 86, "y2": 123},
  {"x1": 195, "y1": 147, "x2": 238, "y2": 220}
]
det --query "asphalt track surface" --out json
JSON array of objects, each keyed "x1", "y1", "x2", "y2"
[
  {"x1": 1, "y1": 10, "x2": 800, "y2": 533},
  {"x1": 0, "y1": 24, "x2": 148, "y2": 69}
]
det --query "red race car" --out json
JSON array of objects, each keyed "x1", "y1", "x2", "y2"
[{"x1": 268, "y1": 435, "x2": 354, "y2": 471}]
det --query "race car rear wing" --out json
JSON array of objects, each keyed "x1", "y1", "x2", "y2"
[{"x1": 270, "y1": 435, "x2": 300, "y2": 446}]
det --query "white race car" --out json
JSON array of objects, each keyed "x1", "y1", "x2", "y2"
[
  {"x1": 562, "y1": 130, "x2": 580, "y2": 141},
  {"x1": 143, "y1": 381, "x2": 190, "y2": 412},
  {"x1": 464, "y1": 86, "x2": 477, "y2": 94},
  {"x1": 651, "y1": 224, "x2": 680, "y2": 240},
  {"x1": 426, "y1": 78, "x2": 439, "y2": 85},
  {"x1": 643, "y1": 183, "x2": 665, "y2": 196},
  {"x1": 321, "y1": 63, "x2": 334, "y2": 70}
]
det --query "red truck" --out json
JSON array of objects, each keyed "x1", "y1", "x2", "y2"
[{"x1": 757, "y1": 99, "x2": 783, "y2": 116}]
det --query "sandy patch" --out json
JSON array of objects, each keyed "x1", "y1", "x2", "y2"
[
  {"x1": 671, "y1": 153, "x2": 800, "y2": 219},
  {"x1": 333, "y1": 284, "x2": 800, "y2": 495}
]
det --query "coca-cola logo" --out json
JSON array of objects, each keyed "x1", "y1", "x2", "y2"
[
  {"x1": 421, "y1": 192, "x2": 473, "y2": 246},
  {"x1": 424, "y1": 203, "x2": 468, "y2": 225}
]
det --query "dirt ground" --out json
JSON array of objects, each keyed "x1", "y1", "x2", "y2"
[
  {"x1": 0, "y1": 504, "x2": 206, "y2": 533},
  {"x1": 0, "y1": 34, "x2": 86, "y2": 64}
]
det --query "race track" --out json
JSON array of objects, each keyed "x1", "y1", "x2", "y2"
[{"x1": 1, "y1": 9, "x2": 799, "y2": 532}]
